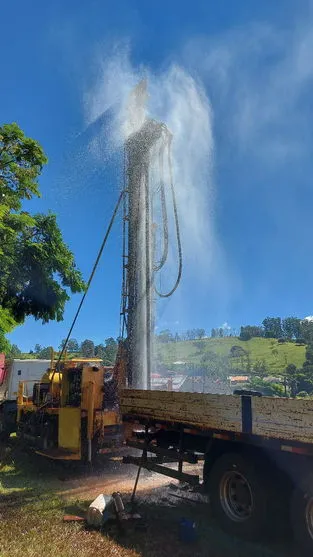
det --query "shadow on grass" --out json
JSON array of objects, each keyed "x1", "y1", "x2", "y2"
[
  {"x1": 0, "y1": 442, "x2": 295, "y2": 557},
  {"x1": 100, "y1": 493, "x2": 296, "y2": 557}
]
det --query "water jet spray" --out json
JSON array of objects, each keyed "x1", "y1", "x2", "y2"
[{"x1": 121, "y1": 81, "x2": 182, "y2": 389}]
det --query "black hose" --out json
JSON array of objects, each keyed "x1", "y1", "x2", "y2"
[
  {"x1": 153, "y1": 144, "x2": 169, "y2": 272},
  {"x1": 155, "y1": 135, "x2": 182, "y2": 298}
]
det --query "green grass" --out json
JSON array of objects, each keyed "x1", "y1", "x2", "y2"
[
  {"x1": 0, "y1": 443, "x2": 293, "y2": 557},
  {"x1": 156, "y1": 337, "x2": 306, "y2": 374}
]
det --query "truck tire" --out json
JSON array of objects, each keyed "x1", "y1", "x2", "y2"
[
  {"x1": 208, "y1": 452, "x2": 269, "y2": 540},
  {"x1": 290, "y1": 481, "x2": 313, "y2": 555}
]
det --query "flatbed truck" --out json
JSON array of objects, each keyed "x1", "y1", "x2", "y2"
[{"x1": 120, "y1": 388, "x2": 313, "y2": 555}]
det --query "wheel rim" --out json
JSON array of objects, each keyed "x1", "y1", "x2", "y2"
[
  {"x1": 305, "y1": 497, "x2": 313, "y2": 540},
  {"x1": 219, "y1": 469, "x2": 253, "y2": 522}
]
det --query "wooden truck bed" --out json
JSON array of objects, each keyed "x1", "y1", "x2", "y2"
[{"x1": 120, "y1": 389, "x2": 313, "y2": 446}]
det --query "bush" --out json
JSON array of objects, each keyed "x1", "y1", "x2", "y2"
[
  {"x1": 295, "y1": 338, "x2": 306, "y2": 345},
  {"x1": 230, "y1": 345, "x2": 247, "y2": 357},
  {"x1": 297, "y1": 391, "x2": 309, "y2": 398},
  {"x1": 277, "y1": 338, "x2": 286, "y2": 344}
]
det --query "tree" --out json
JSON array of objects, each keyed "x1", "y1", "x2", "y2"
[
  {"x1": 218, "y1": 328, "x2": 224, "y2": 338},
  {"x1": 304, "y1": 343, "x2": 313, "y2": 366},
  {"x1": 248, "y1": 377, "x2": 284, "y2": 397},
  {"x1": 239, "y1": 325, "x2": 263, "y2": 341},
  {"x1": 8, "y1": 343, "x2": 21, "y2": 357},
  {"x1": 59, "y1": 338, "x2": 79, "y2": 352},
  {"x1": 0, "y1": 307, "x2": 17, "y2": 352},
  {"x1": 284, "y1": 364, "x2": 298, "y2": 397},
  {"x1": 68, "y1": 338, "x2": 79, "y2": 352},
  {"x1": 0, "y1": 123, "x2": 85, "y2": 329},
  {"x1": 105, "y1": 337, "x2": 117, "y2": 347},
  {"x1": 34, "y1": 343, "x2": 42, "y2": 354},
  {"x1": 157, "y1": 330, "x2": 173, "y2": 343},
  {"x1": 239, "y1": 327, "x2": 252, "y2": 341},
  {"x1": 103, "y1": 337, "x2": 118, "y2": 365},
  {"x1": 262, "y1": 317, "x2": 282, "y2": 339},
  {"x1": 95, "y1": 343, "x2": 106, "y2": 359},
  {"x1": 252, "y1": 359, "x2": 267, "y2": 378},
  {"x1": 81, "y1": 339, "x2": 95, "y2": 358},
  {"x1": 211, "y1": 328, "x2": 216, "y2": 338},
  {"x1": 229, "y1": 345, "x2": 247, "y2": 358},
  {"x1": 282, "y1": 317, "x2": 301, "y2": 340},
  {"x1": 197, "y1": 328, "x2": 206, "y2": 339},
  {"x1": 38, "y1": 346, "x2": 53, "y2": 359},
  {"x1": 300, "y1": 320, "x2": 313, "y2": 344}
]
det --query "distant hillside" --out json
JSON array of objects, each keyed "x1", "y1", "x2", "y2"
[
  {"x1": 16, "y1": 337, "x2": 307, "y2": 376},
  {"x1": 156, "y1": 337, "x2": 306, "y2": 375}
]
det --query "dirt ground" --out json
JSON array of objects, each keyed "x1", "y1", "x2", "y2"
[{"x1": 0, "y1": 441, "x2": 296, "y2": 557}]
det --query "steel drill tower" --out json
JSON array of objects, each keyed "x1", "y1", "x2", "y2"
[{"x1": 121, "y1": 81, "x2": 181, "y2": 390}]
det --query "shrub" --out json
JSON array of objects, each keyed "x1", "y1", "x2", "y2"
[
  {"x1": 297, "y1": 391, "x2": 309, "y2": 398},
  {"x1": 230, "y1": 345, "x2": 247, "y2": 357}
]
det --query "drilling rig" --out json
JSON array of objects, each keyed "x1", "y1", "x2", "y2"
[
  {"x1": 120, "y1": 81, "x2": 182, "y2": 390},
  {"x1": 2, "y1": 81, "x2": 181, "y2": 462}
]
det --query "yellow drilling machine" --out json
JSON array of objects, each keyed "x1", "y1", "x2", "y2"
[{"x1": 16, "y1": 352, "x2": 122, "y2": 462}]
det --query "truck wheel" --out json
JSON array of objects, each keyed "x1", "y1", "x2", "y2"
[
  {"x1": 208, "y1": 452, "x2": 269, "y2": 540},
  {"x1": 290, "y1": 482, "x2": 313, "y2": 555}
]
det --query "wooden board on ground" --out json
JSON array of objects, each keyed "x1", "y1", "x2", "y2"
[{"x1": 120, "y1": 389, "x2": 313, "y2": 445}]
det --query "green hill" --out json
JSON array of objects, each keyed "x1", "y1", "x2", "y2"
[
  {"x1": 15, "y1": 337, "x2": 307, "y2": 377},
  {"x1": 156, "y1": 337, "x2": 306, "y2": 375}
]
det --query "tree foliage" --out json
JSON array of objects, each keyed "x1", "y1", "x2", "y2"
[
  {"x1": 239, "y1": 326, "x2": 263, "y2": 341},
  {"x1": 59, "y1": 338, "x2": 79, "y2": 352},
  {"x1": 262, "y1": 317, "x2": 283, "y2": 339},
  {"x1": 0, "y1": 123, "x2": 85, "y2": 331},
  {"x1": 81, "y1": 339, "x2": 95, "y2": 358},
  {"x1": 299, "y1": 320, "x2": 313, "y2": 344},
  {"x1": 0, "y1": 306, "x2": 17, "y2": 352},
  {"x1": 37, "y1": 346, "x2": 53, "y2": 359},
  {"x1": 282, "y1": 317, "x2": 301, "y2": 340}
]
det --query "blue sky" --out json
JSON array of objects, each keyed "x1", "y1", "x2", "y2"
[{"x1": 2, "y1": 0, "x2": 313, "y2": 350}]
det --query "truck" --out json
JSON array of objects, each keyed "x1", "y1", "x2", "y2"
[
  {"x1": 119, "y1": 388, "x2": 313, "y2": 553},
  {"x1": 0, "y1": 358, "x2": 52, "y2": 441}
]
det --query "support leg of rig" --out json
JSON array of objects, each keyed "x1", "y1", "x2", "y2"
[
  {"x1": 131, "y1": 464, "x2": 142, "y2": 508},
  {"x1": 130, "y1": 425, "x2": 149, "y2": 509}
]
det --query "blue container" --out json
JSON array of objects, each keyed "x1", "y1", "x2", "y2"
[{"x1": 179, "y1": 518, "x2": 197, "y2": 543}]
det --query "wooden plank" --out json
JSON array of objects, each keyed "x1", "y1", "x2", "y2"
[
  {"x1": 121, "y1": 389, "x2": 313, "y2": 446},
  {"x1": 252, "y1": 397, "x2": 313, "y2": 444},
  {"x1": 120, "y1": 389, "x2": 242, "y2": 432}
]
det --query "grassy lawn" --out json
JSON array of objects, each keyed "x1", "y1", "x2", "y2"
[
  {"x1": 0, "y1": 442, "x2": 295, "y2": 557},
  {"x1": 157, "y1": 337, "x2": 306, "y2": 374}
]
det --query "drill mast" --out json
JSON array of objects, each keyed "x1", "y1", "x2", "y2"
[{"x1": 120, "y1": 82, "x2": 181, "y2": 390}]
